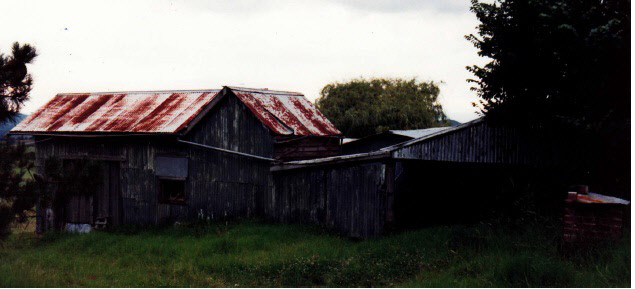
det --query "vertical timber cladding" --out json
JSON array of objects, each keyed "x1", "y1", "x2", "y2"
[
  {"x1": 390, "y1": 120, "x2": 538, "y2": 165},
  {"x1": 269, "y1": 161, "x2": 388, "y2": 238},
  {"x1": 34, "y1": 136, "x2": 163, "y2": 226},
  {"x1": 33, "y1": 136, "x2": 129, "y2": 226},
  {"x1": 182, "y1": 91, "x2": 275, "y2": 220}
]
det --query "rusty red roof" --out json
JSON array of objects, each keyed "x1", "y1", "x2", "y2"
[
  {"x1": 12, "y1": 90, "x2": 221, "y2": 134},
  {"x1": 230, "y1": 87, "x2": 341, "y2": 136},
  {"x1": 11, "y1": 87, "x2": 341, "y2": 136}
]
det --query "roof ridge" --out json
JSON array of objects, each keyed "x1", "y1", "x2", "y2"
[
  {"x1": 225, "y1": 86, "x2": 303, "y2": 96},
  {"x1": 58, "y1": 89, "x2": 221, "y2": 95}
]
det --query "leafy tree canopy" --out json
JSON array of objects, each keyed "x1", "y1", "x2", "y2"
[
  {"x1": 316, "y1": 78, "x2": 448, "y2": 138},
  {"x1": 0, "y1": 42, "x2": 37, "y2": 124},
  {"x1": 466, "y1": 0, "x2": 629, "y2": 132},
  {"x1": 466, "y1": 0, "x2": 630, "y2": 194}
]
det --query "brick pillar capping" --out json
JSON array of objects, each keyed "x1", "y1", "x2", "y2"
[{"x1": 563, "y1": 191, "x2": 626, "y2": 243}]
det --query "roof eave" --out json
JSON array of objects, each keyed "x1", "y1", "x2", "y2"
[
  {"x1": 270, "y1": 150, "x2": 390, "y2": 171},
  {"x1": 8, "y1": 131, "x2": 179, "y2": 137},
  {"x1": 380, "y1": 117, "x2": 486, "y2": 153}
]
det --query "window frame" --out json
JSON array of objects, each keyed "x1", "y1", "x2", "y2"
[{"x1": 157, "y1": 177, "x2": 187, "y2": 205}]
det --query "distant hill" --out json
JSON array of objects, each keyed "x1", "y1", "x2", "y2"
[
  {"x1": 0, "y1": 113, "x2": 28, "y2": 137},
  {"x1": 448, "y1": 119, "x2": 461, "y2": 126}
]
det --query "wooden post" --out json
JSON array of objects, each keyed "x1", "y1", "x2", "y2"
[{"x1": 384, "y1": 160, "x2": 396, "y2": 225}]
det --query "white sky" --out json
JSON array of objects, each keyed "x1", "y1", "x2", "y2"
[{"x1": 1, "y1": 0, "x2": 487, "y2": 123}]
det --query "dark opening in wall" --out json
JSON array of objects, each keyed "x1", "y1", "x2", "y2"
[{"x1": 158, "y1": 179, "x2": 186, "y2": 204}]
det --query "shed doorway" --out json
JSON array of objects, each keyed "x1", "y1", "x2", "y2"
[
  {"x1": 393, "y1": 160, "x2": 532, "y2": 228},
  {"x1": 60, "y1": 160, "x2": 122, "y2": 228}
]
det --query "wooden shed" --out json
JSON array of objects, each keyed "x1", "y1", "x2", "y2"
[
  {"x1": 269, "y1": 118, "x2": 568, "y2": 238},
  {"x1": 10, "y1": 86, "x2": 341, "y2": 232}
]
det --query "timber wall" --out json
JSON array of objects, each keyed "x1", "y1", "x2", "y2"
[
  {"x1": 266, "y1": 161, "x2": 388, "y2": 238},
  {"x1": 391, "y1": 121, "x2": 556, "y2": 166}
]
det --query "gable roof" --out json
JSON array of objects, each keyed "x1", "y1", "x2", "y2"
[
  {"x1": 11, "y1": 86, "x2": 341, "y2": 136},
  {"x1": 229, "y1": 87, "x2": 341, "y2": 136}
]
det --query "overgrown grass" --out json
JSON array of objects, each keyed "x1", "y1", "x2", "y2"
[{"x1": 0, "y1": 220, "x2": 629, "y2": 287}]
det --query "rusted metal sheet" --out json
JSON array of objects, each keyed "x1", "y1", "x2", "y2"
[
  {"x1": 13, "y1": 90, "x2": 220, "y2": 133},
  {"x1": 13, "y1": 87, "x2": 341, "y2": 137},
  {"x1": 155, "y1": 156, "x2": 188, "y2": 179},
  {"x1": 568, "y1": 192, "x2": 630, "y2": 205},
  {"x1": 230, "y1": 87, "x2": 341, "y2": 136}
]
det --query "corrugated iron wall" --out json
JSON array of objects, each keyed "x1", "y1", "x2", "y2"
[
  {"x1": 266, "y1": 161, "x2": 388, "y2": 238},
  {"x1": 182, "y1": 92, "x2": 275, "y2": 220},
  {"x1": 391, "y1": 121, "x2": 554, "y2": 166}
]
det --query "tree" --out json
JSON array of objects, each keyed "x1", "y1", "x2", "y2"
[
  {"x1": 466, "y1": 0, "x2": 629, "y2": 132},
  {"x1": 0, "y1": 42, "x2": 38, "y2": 124},
  {"x1": 466, "y1": 0, "x2": 630, "y2": 195},
  {"x1": 0, "y1": 42, "x2": 38, "y2": 241},
  {"x1": 0, "y1": 145, "x2": 39, "y2": 240},
  {"x1": 316, "y1": 78, "x2": 448, "y2": 138}
]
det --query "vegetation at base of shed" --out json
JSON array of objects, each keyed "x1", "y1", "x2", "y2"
[
  {"x1": 0, "y1": 220, "x2": 629, "y2": 287},
  {"x1": 316, "y1": 78, "x2": 449, "y2": 138},
  {"x1": 0, "y1": 143, "x2": 38, "y2": 241}
]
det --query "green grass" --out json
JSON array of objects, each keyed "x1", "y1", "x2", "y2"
[{"x1": 0, "y1": 220, "x2": 630, "y2": 287}]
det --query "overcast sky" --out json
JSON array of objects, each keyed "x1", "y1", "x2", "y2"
[{"x1": 1, "y1": 0, "x2": 487, "y2": 123}]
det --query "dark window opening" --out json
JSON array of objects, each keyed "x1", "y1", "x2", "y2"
[{"x1": 158, "y1": 179, "x2": 186, "y2": 204}]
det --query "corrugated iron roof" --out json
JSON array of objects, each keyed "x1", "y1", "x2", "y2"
[
  {"x1": 389, "y1": 127, "x2": 453, "y2": 139},
  {"x1": 229, "y1": 87, "x2": 341, "y2": 136},
  {"x1": 342, "y1": 138, "x2": 358, "y2": 144},
  {"x1": 11, "y1": 86, "x2": 341, "y2": 136},
  {"x1": 382, "y1": 118, "x2": 485, "y2": 151},
  {"x1": 12, "y1": 90, "x2": 221, "y2": 134},
  {"x1": 569, "y1": 192, "x2": 630, "y2": 205}
]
